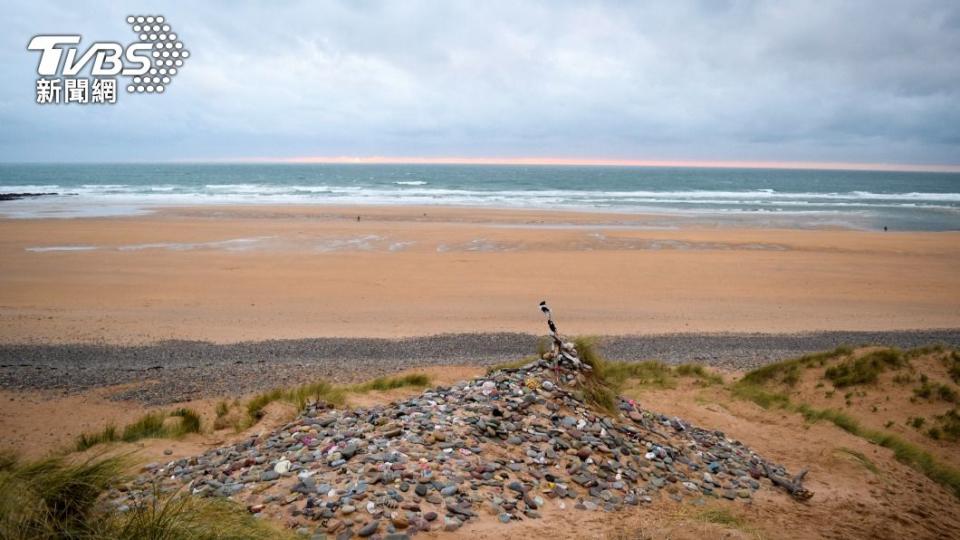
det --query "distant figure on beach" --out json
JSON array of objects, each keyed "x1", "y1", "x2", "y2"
[
  {"x1": 357, "y1": 215, "x2": 361, "y2": 222},
  {"x1": 884, "y1": 226, "x2": 888, "y2": 231}
]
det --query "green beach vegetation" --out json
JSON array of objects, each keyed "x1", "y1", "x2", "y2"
[
  {"x1": 245, "y1": 373, "x2": 431, "y2": 424},
  {"x1": 75, "y1": 408, "x2": 203, "y2": 452},
  {"x1": 77, "y1": 373, "x2": 434, "y2": 451},
  {"x1": 823, "y1": 348, "x2": 907, "y2": 387},
  {"x1": 0, "y1": 452, "x2": 289, "y2": 540},
  {"x1": 731, "y1": 347, "x2": 960, "y2": 499},
  {"x1": 553, "y1": 337, "x2": 725, "y2": 414}
]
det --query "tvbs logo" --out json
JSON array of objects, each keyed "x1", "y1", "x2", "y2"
[{"x1": 27, "y1": 15, "x2": 189, "y2": 105}]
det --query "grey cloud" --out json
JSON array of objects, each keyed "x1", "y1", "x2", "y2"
[{"x1": 0, "y1": 0, "x2": 957, "y2": 164}]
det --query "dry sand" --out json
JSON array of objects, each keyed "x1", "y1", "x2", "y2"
[{"x1": 1, "y1": 205, "x2": 958, "y2": 344}]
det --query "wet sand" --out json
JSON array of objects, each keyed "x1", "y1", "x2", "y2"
[{"x1": 1, "y1": 205, "x2": 958, "y2": 344}]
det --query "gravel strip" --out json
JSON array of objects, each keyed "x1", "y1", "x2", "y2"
[{"x1": 1, "y1": 330, "x2": 958, "y2": 405}]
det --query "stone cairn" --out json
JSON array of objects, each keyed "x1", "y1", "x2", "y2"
[{"x1": 112, "y1": 303, "x2": 811, "y2": 539}]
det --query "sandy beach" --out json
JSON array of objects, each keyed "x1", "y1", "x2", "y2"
[
  {"x1": 4, "y1": 204, "x2": 960, "y2": 540},
  {"x1": 4, "y1": 3, "x2": 960, "y2": 537},
  {"x1": 0, "y1": 205, "x2": 958, "y2": 344}
]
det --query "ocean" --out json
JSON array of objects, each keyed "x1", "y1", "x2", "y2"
[{"x1": 1, "y1": 163, "x2": 958, "y2": 230}]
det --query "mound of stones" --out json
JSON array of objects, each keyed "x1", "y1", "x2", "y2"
[{"x1": 113, "y1": 359, "x2": 808, "y2": 538}]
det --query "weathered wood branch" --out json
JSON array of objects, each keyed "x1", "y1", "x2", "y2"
[{"x1": 764, "y1": 463, "x2": 814, "y2": 501}]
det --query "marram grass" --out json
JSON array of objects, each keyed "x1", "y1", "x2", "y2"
[
  {"x1": 735, "y1": 347, "x2": 960, "y2": 499},
  {"x1": 0, "y1": 452, "x2": 290, "y2": 540},
  {"x1": 76, "y1": 408, "x2": 203, "y2": 452},
  {"x1": 245, "y1": 373, "x2": 432, "y2": 423}
]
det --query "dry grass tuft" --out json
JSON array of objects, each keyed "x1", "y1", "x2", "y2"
[
  {"x1": 245, "y1": 373, "x2": 431, "y2": 424},
  {"x1": 740, "y1": 346, "x2": 852, "y2": 387},
  {"x1": 824, "y1": 348, "x2": 906, "y2": 387},
  {"x1": 0, "y1": 453, "x2": 289, "y2": 539},
  {"x1": 76, "y1": 408, "x2": 203, "y2": 452}
]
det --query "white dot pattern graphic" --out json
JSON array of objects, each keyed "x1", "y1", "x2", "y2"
[{"x1": 125, "y1": 15, "x2": 188, "y2": 94}]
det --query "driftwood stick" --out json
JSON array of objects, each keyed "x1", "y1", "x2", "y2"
[
  {"x1": 539, "y1": 301, "x2": 563, "y2": 349},
  {"x1": 763, "y1": 463, "x2": 814, "y2": 501},
  {"x1": 540, "y1": 301, "x2": 562, "y2": 383},
  {"x1": 539, "y1": 300, "x2": 588, "y2": 374}
]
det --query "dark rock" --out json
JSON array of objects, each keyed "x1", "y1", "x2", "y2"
[{"x1": 357, "y1": 521, "x2": 378, "y2": 537}]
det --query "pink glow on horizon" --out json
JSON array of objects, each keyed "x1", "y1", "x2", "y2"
[{"x1": 229, "y1": 155, "x2": 960, "y2": 173}]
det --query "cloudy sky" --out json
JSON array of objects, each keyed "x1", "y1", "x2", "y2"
[{"x1": 1, "y1": 1, "x2": 958, "y2": 168}]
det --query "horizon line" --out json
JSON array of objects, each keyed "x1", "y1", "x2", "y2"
[{"x1": 221, "y1": 156, "x2": 960, "y2": 173}]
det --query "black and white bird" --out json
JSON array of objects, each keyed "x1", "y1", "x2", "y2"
[{"x1": 540, "y1": 300, "x2": 558, "y2": 336}]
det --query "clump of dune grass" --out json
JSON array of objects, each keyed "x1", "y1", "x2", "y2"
[
  {"x1": 730, "y1": 382, "x2": 791, "y2": 409},
  {"x1": 570, "y1": 337, "x2": 619, "y2": 414},
  {"x1": 944, "y1": 351, "x2": 960, "y2": 384},
  {"x1": 213, "y1": 400, "x2": 245, "y2": 432},
  {"x1": 675, "y1": 363, "x2": 724, "y2": 385},
  {"x1": 0, "y1": 452, "x2": 124, "y2": 539},
  {"x1": 606, "y1": 360, "x2": 724, "y2": 390},
  {"x1": 893, "y1": 373, "x2": 914, "y2": 385},
  {"x1": 603, "y1": 360, "x2": 676, "y2": 389},
  {"x1": 913, "y1": 381, "x2": 959, "y2": 403},
  {"x1": 581, "y1": 381, "x2": 618, "y2": 415},
  {"x1": 824, "y1": 348, "x2": 906, "y2": 387},
  {"x1": 288, "y1": 381, "x2": 346, "y2": 413},
  {"x1": 944, "y1": 408, "x2": 960, "y2": 440},
  {"x1": 487, "y1": 355, "x2": 538, "y2": 374},
  {"x1": 0, "y1": 453, "x2": 289, "y2": 540},
  {"x1": 353, "y1": 373, "x2": 431, "y2": 392},
  {"x1": 105, "y1": 490, "x2": 291, "y2": 540},
  {"x1": 245, "y1": 388, "x2": 286, "y2": 421},
  {"x1": 574, "y1": 336, "x2": 604, "y2": 370},
  {"x1": 794, "y1": 404, "x2": 861, "y2": 433},
  {"x1": 75, "y1": 408, "x2": 203, "y2": 452},
  {"x1": 834, "y1": 448, "x2": 880, "y2": 474},
  {"x1": 903, "y1": 343, "x2": 948, "y2": 360},
  {"x1": 931, "y1": 408, "x2": 960, "y2": 441},
  {"x1": 120, "y1": 412, "x2": 168, "y2": 442},
  {"x1": 76, "y1": 426, "x2": 120, "y2": 452},
  {"x1": 740, "y1": 346, "x2": 852, "y2": 387},
  {"x1": 170, "y1": 408, "x2": 202, "y2": 436},
  {"x1": 904, "y1": 344, "x2": 945, "y2": 360},
  {"x1": 245, "y1": 373, "x2": 431, "y2": 423},
  {"x1": 215, "y1": 401, "x2": 230, "y2": 419},
  {"x1": 696, "y1": 507, "x2": 744, "y2": 527}
]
